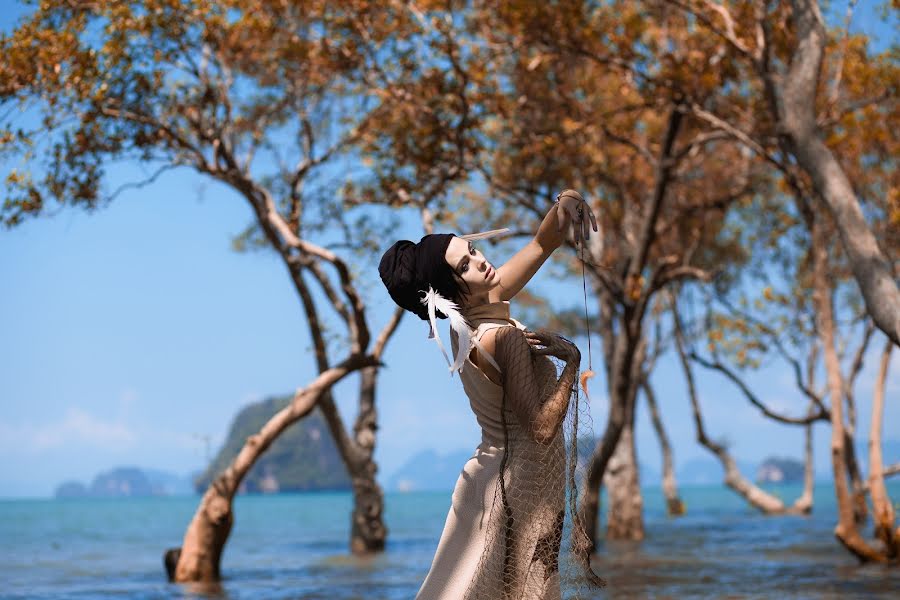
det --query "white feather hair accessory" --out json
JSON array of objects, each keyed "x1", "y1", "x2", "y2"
[
  {"x1": 421, "y1": 287, "x2": 501, "y2": 376},
  {"x1": 458, "y1": 227, "x2": 510, "y2": 242}
]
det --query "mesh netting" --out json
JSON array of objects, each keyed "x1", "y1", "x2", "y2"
[{"x1": 458, "y1": 325, "x2": 605, "y2": 600}]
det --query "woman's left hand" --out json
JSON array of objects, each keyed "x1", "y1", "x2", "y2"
[
  {"x1": 556, "y1": 189, "x2": 597, "y2": 244},
  {"x1": 524, "y1": 329, "x2": 581, "y2": 363}
]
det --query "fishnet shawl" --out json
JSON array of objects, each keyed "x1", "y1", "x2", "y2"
[{"x1": 462, "y1": 324, "x2": 604, "y2": 600}]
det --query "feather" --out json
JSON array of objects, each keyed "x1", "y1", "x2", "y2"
[
  {"x1": 458, "y1": 228, "x2": 511, "y2": 242},
  {"x1": 421, "y1": 287, "x2": 473, "y2": 376},
  {"x1": 580, "y1": 369, "x2": 595, "y2": 399}
]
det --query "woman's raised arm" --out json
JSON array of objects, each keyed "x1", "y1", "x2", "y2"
[{"x1": 491, "y1": 190, "x2": 596, "y2": 302}]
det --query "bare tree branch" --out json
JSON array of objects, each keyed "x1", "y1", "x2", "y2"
[
  {"x1": 689, "y1": 350, "x2": 829, "y2": 425},
  {"x1": 107, "y1": 164, "x2": 180, "y2": 202},
  {"x1": 664, "y1": 0, "x2": 755, "y2": 59}
]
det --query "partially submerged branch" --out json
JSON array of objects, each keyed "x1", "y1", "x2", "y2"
[{"x1": 672, "y1": 295, "x2": 811, "y2": 515}]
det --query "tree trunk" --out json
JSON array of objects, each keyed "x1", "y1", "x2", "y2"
[
  {"x1": 577, "y1": 334, "x2": 629, "y2": 550},
  {"x1": 869, "y1": 339, "x2": 898, "y2": 558},
  {"x1": 349, "y1": 366, "x2": 386, "y2": 553},
  {"x1": 843, "y1": 431, "x2": 868, "y2": 525},
  {"x1": 780, "y1": 0, "x2": 900, "y2": 346},
  {"x1": 317, "y1": 387, "x2": 386, "y2": 553},
  {"x1": 577, "y1": 105, "x2": 683, "y2": 550},
  {"x1": 604, "y1": 382, "x2": 644, "y2": 540},
  {"x1": 579, "y1": 335, "x2": 646, "y2": 549},
  {"x1": 811, "y1": 219, "x2": 886, "y2": 562},
  {"x1": 168, "y1": 356, "x2": 373, "y2": 582},
  {"x1": 643, "y1": 379, "x2": 685, "y2": 516},
  {"x1": 793, "y1": 404, "x2": 815, "y2": 515},
  {"x1": 288, "y1": 261, "x2": 399, "y2": 556}
]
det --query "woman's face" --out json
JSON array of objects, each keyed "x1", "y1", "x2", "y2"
[{"x1": 444, "y1": 236, "x2": 500, "y2": 301}]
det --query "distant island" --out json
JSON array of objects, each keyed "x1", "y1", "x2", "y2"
[
  {"x1": 55, "y1": 395, "x2": 351, "y2": 498},
  {"x1": 756, "y1": 457, "x2": 805, "y2": 484},
  {"x1": 55, "y1": 467, "x2": 193, "y2": 498},
  {"x1": 193, "y1": 396, "x2": 351, "y2": 494}
]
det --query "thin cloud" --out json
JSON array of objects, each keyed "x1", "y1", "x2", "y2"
[{"x1": 1, "y1": 408, "x2": 137, "y2": 452}]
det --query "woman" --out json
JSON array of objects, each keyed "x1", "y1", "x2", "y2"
[{"x1": 379, "y1": 190, "x2": 598, "y2": 599}]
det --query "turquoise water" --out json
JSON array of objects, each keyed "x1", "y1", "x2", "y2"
[{"x1": 2, "y1": 484, "x2": 899, "y2": 598}]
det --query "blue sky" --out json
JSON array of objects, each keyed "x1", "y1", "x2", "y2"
[{"x1": 1, "y1": 1, "x2": 897, "y2": 497}]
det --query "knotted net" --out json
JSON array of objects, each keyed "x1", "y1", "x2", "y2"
[{"x1": 462, "y1": 326, "x2": 605, "y2": 600}]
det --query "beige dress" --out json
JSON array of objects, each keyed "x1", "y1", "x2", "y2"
[{"x1": 416, "y1": 301, "x2": 566, "y2": 600}]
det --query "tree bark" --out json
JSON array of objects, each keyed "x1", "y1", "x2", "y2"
[
  {"x1": 643, "y1": 379, "x2": 685, "y2": 516},
  {"x1": 779, "y1": 0, "x2": 900, "y2": 347},
  {"x1": 869, "y1": 339, "x2": 898, "y2": 559},
  {"x1": 170, "y1": 355, "x2": 375, "y2": 582},
  {"x1": 604, "y1": 379, "x2": 644, "y2": 540},
  {"x1": 349, "y1": 366, "x2": 386, "y2": 553},
  {"x1": 844, "y1": 430, "x2": 868, "y2": 525}
]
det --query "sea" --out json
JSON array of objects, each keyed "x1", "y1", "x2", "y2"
[{"x1": 2, "y1": 483, "x2": 899, "y2": 599}]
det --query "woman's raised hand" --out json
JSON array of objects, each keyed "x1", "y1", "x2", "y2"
[
  {"x1": 524, "y1": 329, "x2": 581, "y2": 363},
  {"x1": 556, "y1": 189, "x2": 597, "y2": 244}
]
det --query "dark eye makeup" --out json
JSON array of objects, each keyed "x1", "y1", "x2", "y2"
[{"x1": 460, "y1": 243, "x2": 476, "y2": 274}]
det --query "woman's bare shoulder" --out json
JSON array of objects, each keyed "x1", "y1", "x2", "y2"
[
  {"x1": 478, "y1": 324, "x2": 524, "y2": 349},
  {"x1": 472, "y1": 325, "x2": 523, "y2": 383}
]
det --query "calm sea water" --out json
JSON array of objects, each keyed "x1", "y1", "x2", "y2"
[{"x1": 2, "y1": 484, "x2": 899, "y2": 599}]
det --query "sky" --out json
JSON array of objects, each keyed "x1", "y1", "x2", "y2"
[{"x1": 1, "y1": 1, "x2": 897, "y2": 498}]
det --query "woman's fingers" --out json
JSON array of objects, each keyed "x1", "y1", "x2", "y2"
[
  {"x1": 557, "y1": 189, "x2": 580, "y2": 234},
  {"x1": 570, "y1": 205, "x2": 583, "y2": 243},
  {"x1": 557, "y1": 189, "x2": 596, "y2": 241},
  {"x1": 525, "y1": 330, "x2": 553, "y2": 344},
  {"x1": 558, "y1": 189, "x2": 584, "y2": 203},
  {"x1": 531, "y1": 347, "x2": 567, "y2": 358},
  {"x1": 586, "y1": 203, "x2": 598, "y2": 232}
]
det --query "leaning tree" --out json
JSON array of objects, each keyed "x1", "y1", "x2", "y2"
[{"x1": 0, "y1": 0, "x2": 476, "y2": 582}]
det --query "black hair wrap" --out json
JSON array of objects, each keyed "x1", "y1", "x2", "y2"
[{"x1": 379, "y1": 233, "x2": 461, "y2": 320}]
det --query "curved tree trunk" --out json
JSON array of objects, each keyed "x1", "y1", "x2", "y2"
[
  {"x1": 869, "y1": 339, "x2": 898, "y2": 558},
  {"x1": 167, "y1": 355, "x2": 375, "y2": 582},
  {"x1": 643, "y1": 379, "x2": 685, "y2": 516},
  {"x1": 779, "y1": 0, "x2": 900, "y2": 346},
  {"x1": 811, "y1": 218, "x2": 887, "y2": 562}
]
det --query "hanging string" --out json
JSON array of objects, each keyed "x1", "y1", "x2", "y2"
[
  {"x1": 573, "y1": 205, "x2": 606, "y2": 588},
  {"x1": 580, "y1": 233, "x2": 593, "y2": 372},
  {"x1": 578, "y1": 207, "x2": 596, "y2": 398}
]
